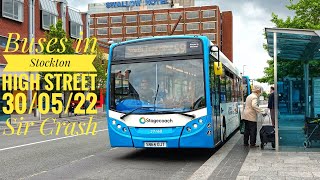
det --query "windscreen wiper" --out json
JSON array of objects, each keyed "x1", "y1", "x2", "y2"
[
  {"x1": 120, "y1": 106, "x2": 152, "y2": 120},
  {"x1": 153, "y1": 84, "x2": 159, "y2": 111},
  {"x1": 154, "y1": 111, "x2": 195, "y2": 119}
]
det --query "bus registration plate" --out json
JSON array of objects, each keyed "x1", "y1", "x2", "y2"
[{"x1": 144, "y1": 142, "x2": 167, "y2": 147}]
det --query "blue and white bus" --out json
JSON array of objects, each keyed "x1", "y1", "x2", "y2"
[
  {"x1": 106, "y1": 36, "x2": 242, "y2": 148},
  {"x1": 242, "y1": 76, "x2": 251, "y2": 101}
]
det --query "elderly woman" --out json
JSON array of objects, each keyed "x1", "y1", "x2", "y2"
[{"x1": 242, "y1": 85, "x2": 267, "y2": 147}]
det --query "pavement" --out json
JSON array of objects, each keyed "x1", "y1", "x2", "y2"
[
  {"x1": 0, "y1": 108, "x2": 107, "y2": 130},
  {"x1": 1, "y1": 108, "x2": 320, "y2": 179}
]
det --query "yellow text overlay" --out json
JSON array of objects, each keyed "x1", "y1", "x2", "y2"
[
  {"x1": 3, "y1": 55, "x2": 96, "y2": 72},
  {"x1": 2, "y1": 73, "x2": 97, "y2": 91},
  {"x1": 2, "y1": 92, "x2": 97, "y2": 115}
]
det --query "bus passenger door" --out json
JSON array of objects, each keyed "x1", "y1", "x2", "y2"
[
  {"x1": 213, "y1": 74, "x2": 221, "y2": 145},
  {"x1": 210, "y1": 59, "x2": 221, "y2": 145}
]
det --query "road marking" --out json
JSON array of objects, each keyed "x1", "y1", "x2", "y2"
[
  {"x1": 0, "y1": 129, "x2": 108, "y2": 152},
  {"x1": 19, "y1": 170, "x2": 47, "y2": 180},
  {"x1": 70, "y1": 154, "x2": 95, "y2": 164},
  {"x1": 188, "y1": 132, "x2": 242, "y2": 180}
]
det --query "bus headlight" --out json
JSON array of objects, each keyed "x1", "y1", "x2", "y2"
[
  {"x1": 198, "y1": 119, "x2": 203, "y2": 124},
  {"x1": 112, "y1": 120, "x2": 116, "y2": 125},
  {"x1": 123, "y1": 127, "x2": 127, "y2": 132},
  {"x1": 117, "y1": 124, "x2": 121, "y2": 129},
  {"x1": 186, "y1": 127, "x2": 191, "y2": 132},
  {"x1": 193, "y1": 123, "x2": 198, "y2": 129}
]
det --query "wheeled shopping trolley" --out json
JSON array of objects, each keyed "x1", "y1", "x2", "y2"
[{"x1": 303, "y1": 118, "x2": 320, "y2": 148}]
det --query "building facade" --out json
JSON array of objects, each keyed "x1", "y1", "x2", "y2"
[
  {"x1": 0, "y1": 0, "x2": 91, "y2": 65},
  {"x1": 0, "y1": 0, "x2": 107, "y2": 108},
  {"x1": 88, "y1": 1, "x2": 233, "y2": 61}
]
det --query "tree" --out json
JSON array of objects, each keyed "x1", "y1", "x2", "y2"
[
  {"x1": 258, "y1": 0, "x2": 320, "y2": 84},
  {"x1": 40, "y1": 19, "x2": 75, "y2": 93},
  {"x1": 83, "y1": 38, "x2": 108, "y2": 96}
]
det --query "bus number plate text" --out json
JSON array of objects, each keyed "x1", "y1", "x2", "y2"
[{"x1": 144, "y1": 142, "x2": 167, "y2": 148}]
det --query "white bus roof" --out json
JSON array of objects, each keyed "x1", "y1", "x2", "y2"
[{"x1": 210, "y1": 42, "x2": 241, "y2": 77}]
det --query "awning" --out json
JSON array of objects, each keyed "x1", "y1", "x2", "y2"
[
  {"x1": 266, "y1": 28, "x2": 320, "y2": 61},
  {"x1": 39, "y1": 0, "x2": 58, "y2": 16},
  {"x1": 68, "y1": 8, "x2": 83, "y2": 25}
]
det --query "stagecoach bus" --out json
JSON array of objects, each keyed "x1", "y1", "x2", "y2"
[
  {"x1": 106, "y1": 36, "x2": 242, "y2": 148},
  {"x1": 242, "y1": 76, "x2": 251, "y2": 101}
]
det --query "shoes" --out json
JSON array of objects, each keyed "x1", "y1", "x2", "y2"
[{"x1": 250, "y1": 145, "x2": 259, "y2": 148}]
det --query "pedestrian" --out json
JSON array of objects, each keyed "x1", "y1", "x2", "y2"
[
  {"x1": 68, "y1": 102, "x2": 76, "y2": 116},
  {"x1": 242, "y1": 85, "x2": 267, "y2": 147},
  {"x1": 268, "y1": 86, "x2": 275, "y2": 127}
]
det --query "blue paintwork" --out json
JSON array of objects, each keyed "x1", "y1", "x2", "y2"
[
  {"x1": 108, "y1": 118, "x2": 133, "y2": 147},
  {"x1": 106, "y1": 36, "x2": 217, "y2": 148}
]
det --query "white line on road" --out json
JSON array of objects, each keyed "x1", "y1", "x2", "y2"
[
  {"x1": 70, "y1": 154, "x2": 95, "y2": 164},
  {"x1": 0, "y1": 129, "x2": 108, "y2": 152},
  {"x1": 19, "y1": 170, "x2": 47, "y2": 180},
  {"x1": 188, "y1": 133, "x2": 242, "y2": 180}
]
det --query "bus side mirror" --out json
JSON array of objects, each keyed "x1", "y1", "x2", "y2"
[{"x1": 214, "y1": 62, "x2": 223, "y2": 75}]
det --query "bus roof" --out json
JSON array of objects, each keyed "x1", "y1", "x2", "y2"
[
  {"x1": 109, "y1": 36, "x2": 241, "y2": 77},
  {"x1": 109, "y1": 35, "x2": 208, "y2": 49},
  {"x1": 209, "y1": 41, "x2": 241, "y2": 78}
]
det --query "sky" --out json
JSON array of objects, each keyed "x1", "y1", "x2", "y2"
[{"x1": 68, "y1": 0, "x2": 297, "y2": 88}]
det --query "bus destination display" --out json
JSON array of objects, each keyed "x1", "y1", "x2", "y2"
[{"x1": 125, "y1": 41, "x2": 187, "y2": 58}]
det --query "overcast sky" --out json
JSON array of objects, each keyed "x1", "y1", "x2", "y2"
[{"x1": 69, "y1": 0, "x2": 296, "y2": 86}]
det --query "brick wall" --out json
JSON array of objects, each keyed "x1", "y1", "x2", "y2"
[
  {"x1": 221, "y1": 11, "x2": 233, "y2": 62},
  {"x1": 0, "y1": 0, "x2": 89, "y2": 64}
]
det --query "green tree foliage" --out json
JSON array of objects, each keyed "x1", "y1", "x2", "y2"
[
  {"x1": 40, "y1": 20, "x2": 74, "y2": 92},
  {"x1": 42, "y1": 20, "x2": 75, "y2": 54},
  {"x1": 258, "y1": 0, "x2": 320, "y2": 84},
  {"x1": 84, "y1": 40, "x2": 108, "y2": 95}
]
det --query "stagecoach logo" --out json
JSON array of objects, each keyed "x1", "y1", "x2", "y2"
[
  {"x1": 139, "y1": 117, "x2": 146, "y2": 124},
  {"x1": 139, "y1": 117, "x2": 173, "y2": 124}
]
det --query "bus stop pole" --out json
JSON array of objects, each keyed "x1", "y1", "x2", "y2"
[
  {"x1": 273, "y1": 32, "x2": 279, "y2": 151},
  {"x1": 304, "y1": 62, "x2": 309, "y2": 117}
]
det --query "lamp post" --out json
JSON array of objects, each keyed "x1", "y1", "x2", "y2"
[{"x1": 243, "y1": 65, "x2": 246, "y2": 76}]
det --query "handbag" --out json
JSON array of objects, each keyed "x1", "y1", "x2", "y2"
[
  {"x1": 240, "y1": 103, "x2": 246, "y2": 134},
  {"x1": 240, "y1": 119, "x2": 245, "y2": 134}
]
